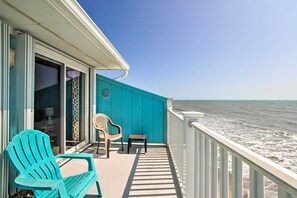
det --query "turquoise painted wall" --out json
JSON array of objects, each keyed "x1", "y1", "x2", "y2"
[{"x1": 96, "y1": 75, "x2": 168, "y2": 143}]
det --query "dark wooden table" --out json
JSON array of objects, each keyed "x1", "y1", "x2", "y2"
[{"x1": 127, "y1": 134, "x2": 147, "y2": 153}]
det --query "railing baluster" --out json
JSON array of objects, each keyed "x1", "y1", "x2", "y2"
[
  {"x1": 220, "y1": 146, "x2": 228, "y2": 198},
  {"x1": 278, "y1": 186, "x2": 293, "y2": 198},
  {"x1": 250, "y1": 167, "x2": 264, "y2": 198},
  {"x1": 232, "y1": 156, "x2": 242, "y2": 197},
  {"x1": 211, "y1": 140, "x2": 218, "y2": 198},
  {"x1": 199, "y1": 133, "x2": 205, "y2": 198},
  {"x1": 205, "y1": 135, "x2": 210, "y2": 198},
  {"x1": 195, "y1": 130, "x2": 200, "y2": 198}
]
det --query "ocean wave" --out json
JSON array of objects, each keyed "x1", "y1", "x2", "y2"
[
  {"x1": 173, "y1": 100, "x2": 297, "y2": 175},
  {"x1": 196, "y1": 113, "x2": 297, "y2": 174}
]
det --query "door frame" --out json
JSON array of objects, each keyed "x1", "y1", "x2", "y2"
[{"x1": 35, "y1": 40, "x2": 90, "y2": 154}]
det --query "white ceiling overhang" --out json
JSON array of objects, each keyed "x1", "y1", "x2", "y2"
[{"x1": 0, "y1": 0, "x2": 129, "y2": 70}]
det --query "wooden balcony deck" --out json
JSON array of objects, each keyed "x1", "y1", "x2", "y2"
[{"x1": 60, "y1": 144, "x2": 182, "y2": 198}]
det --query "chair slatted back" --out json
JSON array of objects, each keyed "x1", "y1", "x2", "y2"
[
  {"x1": 92, "y1": 113, "x2": 110, "y2": 134},
  {"x1": 5, "y1": 130, "x2": 62, "y2": 193}
]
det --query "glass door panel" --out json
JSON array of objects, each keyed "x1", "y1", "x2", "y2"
[
  {"x1": 66, "y1": 68, "x2": 85, "y2": 150},
  {"x1": 34, "y1": 57, "x2": 61, "y2": 155}
]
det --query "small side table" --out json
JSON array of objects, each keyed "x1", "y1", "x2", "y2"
[{"x1": 127, "y1": 134, "x2": 147, "y2": 154}]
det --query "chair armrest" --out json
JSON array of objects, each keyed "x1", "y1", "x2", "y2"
[
  {"x1": 56, "y1": 153, "x2": 93, "y2": 160},
  {"x1": 56, "y1": 153, "x2": 96, "y2": 171},
  {"x1": 109, "y1": 122, "x2": 122, "y2": 134},
  {"x1": 15, "y1": 175, "x2": 67, "y2": 196}
]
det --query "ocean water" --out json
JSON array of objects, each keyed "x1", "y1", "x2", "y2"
[{"x1": 173, "y1": 100, "x2": 297, "y2": 173}]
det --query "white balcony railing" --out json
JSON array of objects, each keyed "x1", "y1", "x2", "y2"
[
  {"x1": 167, "y1": 110, "x2": 297, "y2": 198},
  {"x1": 168, "y1": 110, "x2": 186, "y2": 193}
]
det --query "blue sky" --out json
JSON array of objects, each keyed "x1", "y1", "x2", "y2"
[{"x1": 78, "y1": 0, "x2": 297, "y2": 100}]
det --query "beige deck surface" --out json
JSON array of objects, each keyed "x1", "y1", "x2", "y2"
[{"x1": 60, "y1": 144, "x2": 182, "y2": 198}]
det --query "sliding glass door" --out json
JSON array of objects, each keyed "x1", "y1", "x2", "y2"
[
  {"x1": 34, "y1": 55, "x2": 89, "y2": 154},
  {"x1": 34, "y1": 57, "x2": 61, "y2": 155}
]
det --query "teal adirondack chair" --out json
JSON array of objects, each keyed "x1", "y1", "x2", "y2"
[{"x1": 5, "y1": 129, "x2": 102, "y2": 197}]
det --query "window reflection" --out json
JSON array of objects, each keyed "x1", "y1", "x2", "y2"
[{"x1": 34, "y1": 57, "x2": 61, "y2": 155}]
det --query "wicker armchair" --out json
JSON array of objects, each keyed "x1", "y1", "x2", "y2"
[{"x1": 92, "y1": 113, "x2": 124, "y2": 158}]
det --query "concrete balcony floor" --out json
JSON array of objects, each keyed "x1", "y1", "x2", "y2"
[{"x1": 60, "y1": 143, "x2": 182, "y2": 198}]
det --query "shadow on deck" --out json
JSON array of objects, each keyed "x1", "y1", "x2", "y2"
[{"x1": 60, "y1": 144, "x2": 182, "y2": 198}]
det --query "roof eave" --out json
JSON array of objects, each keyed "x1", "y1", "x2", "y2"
[
  {"x1": 55, "y1": 0, "x2": 129, "y2": 71},
  {"x1": 0, "y1": 0, "x2": 129, "y2": 71}
]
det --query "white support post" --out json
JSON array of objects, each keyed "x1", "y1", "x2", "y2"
[
  {"x1": 89, "y1": 68, "x2": 96, "y2": 144},
  {"x1": 182, "y1": 111, "x2": 204, "y2": 198},
  {"x1": 166, "y1": 98, "x2": 173, "y2": 146},
  {"x1": 0, "y1": 20, "x2": 10, "y2": 198},
  {"x1": 15, "y1": 32, "x2": 35, "y2": 130}
]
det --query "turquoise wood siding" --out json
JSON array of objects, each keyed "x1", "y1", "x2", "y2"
[{"x1": 96, "y1": 75, "x2": 168, "y2": 143}]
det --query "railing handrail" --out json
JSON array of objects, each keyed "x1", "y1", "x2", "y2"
[
  {"x1": 168, "y1": 109, "x2": 297, "y2": 196},
  {"x1": 191, "y1": 121, "x2": 297, "y2": 193},
  {"x1": 168, "y1": 109, "x2": 183, "y2": 120}
]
